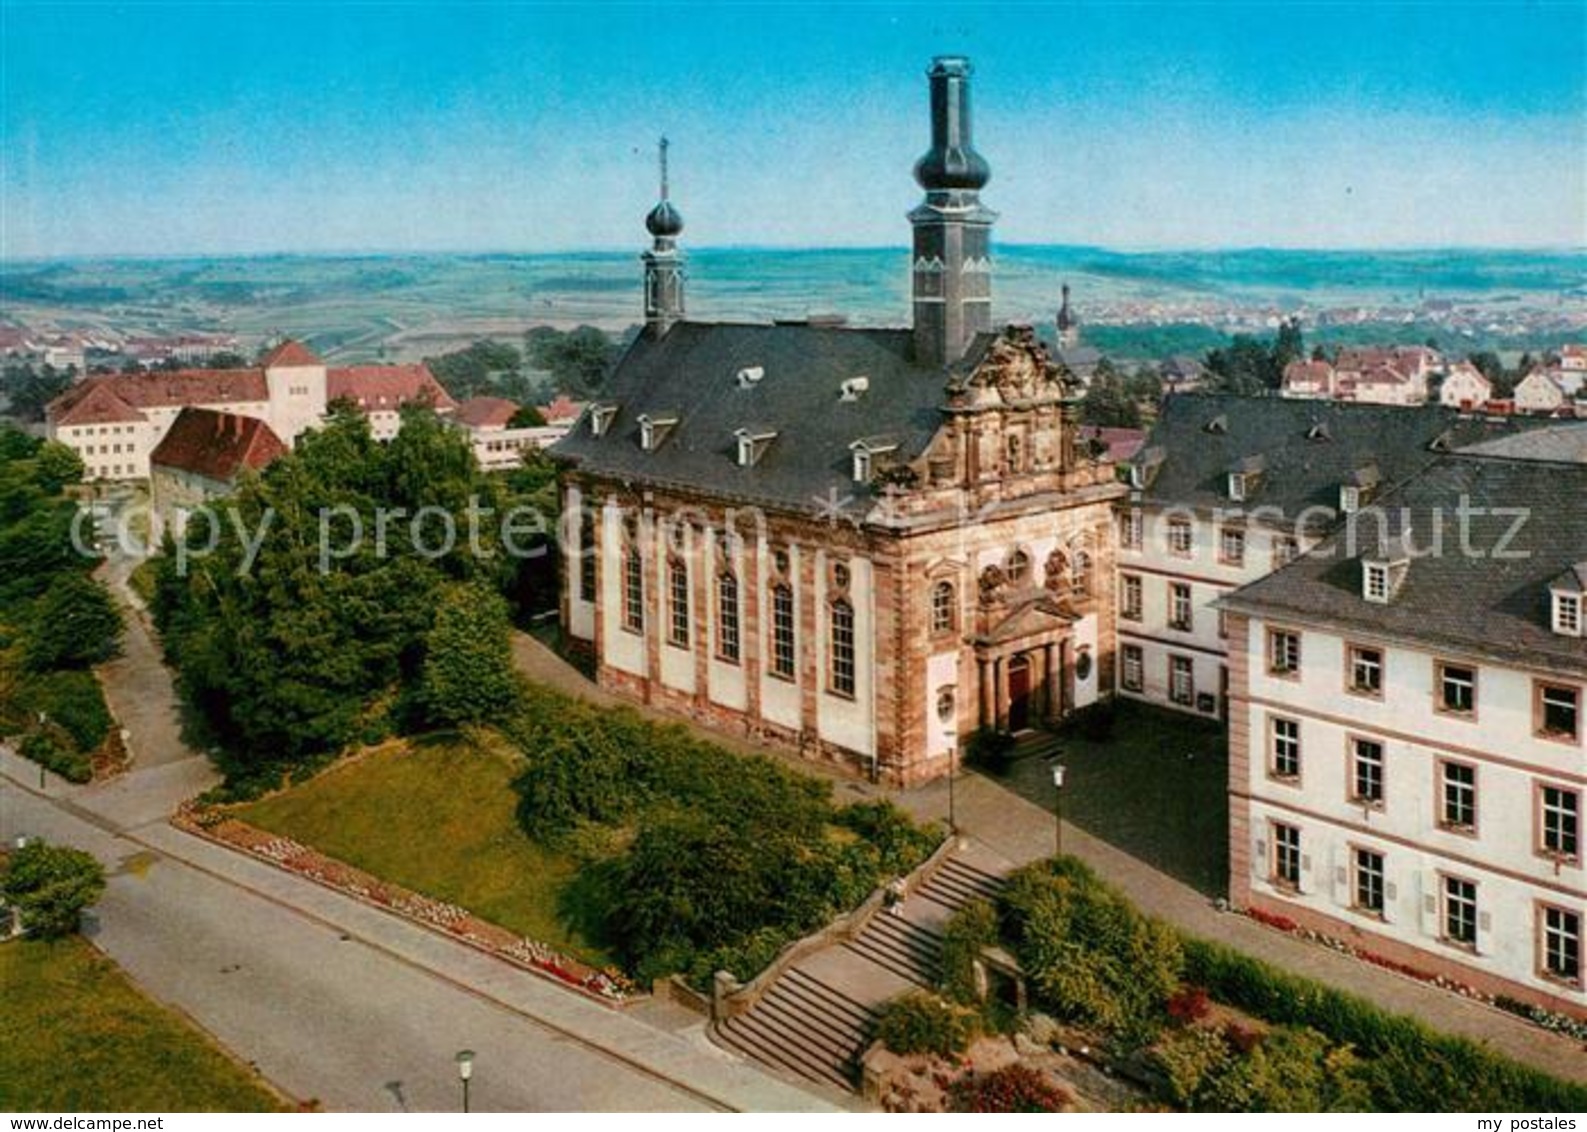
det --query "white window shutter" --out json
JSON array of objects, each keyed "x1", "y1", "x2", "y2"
[
  {"x1": 1383, "y1": 879, "x2": 1398, "y2": 924},
  {"x1": 1298, "y1": 851, "x2": 1314, "y2": 895},
  {"x1": 1330, "y1": 845, "x2": 1350, "y2": 906},
  {"x1": 1476, "y1": 908, "x2": 1494, "y2": 955},
  {"x1": 1253, "y1": 836, "x2": 1267, "y2": 882},
  {"x1": 1418, "y1": 870, "x2": 1440, "y2": 937}
]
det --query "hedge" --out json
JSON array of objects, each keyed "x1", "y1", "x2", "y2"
[
  {"x1": 18, "y1": 670, "x2": 112, "y2": 754},
  {"x1": 876, "y1": 991, "x2": 978, "y2": 1057},
  {"x1": 19, "y1": 729, "x2": 91, "y2": 784},
  {"x1": 1181, "y1": 936, "x2": 1587, "y2": 1112}
]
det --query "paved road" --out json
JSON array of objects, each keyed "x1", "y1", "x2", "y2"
[{"x1": 0, "y1": 753, "x2": 837, "y2": 1112}]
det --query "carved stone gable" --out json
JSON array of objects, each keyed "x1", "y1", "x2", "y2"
[{"x1": 957, "y1": 324, "x2": 1074, "y2": 404}]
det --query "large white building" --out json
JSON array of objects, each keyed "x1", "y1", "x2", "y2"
[
  {"x1": 45, "y1": 340, "x2": 454, "y2": 481},
  {"x1": 1221, "y1": 454, "x2": 1585, "y2": 1017},
  {"x1": 1114, "y1": 397, "x2": 1541, "y2": 721}
]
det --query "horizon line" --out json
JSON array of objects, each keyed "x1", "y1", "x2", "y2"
[{"x1": 4, "y1": 240, "x2": 1587, "y2": 268}]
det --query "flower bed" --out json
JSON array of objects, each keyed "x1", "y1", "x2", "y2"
[{"x1": 172, "y1": 803, "x2": 636, "y2": 1003}]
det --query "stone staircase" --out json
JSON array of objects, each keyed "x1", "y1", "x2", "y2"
[{"x1": 712, "y1": 851, "x2": 1008, "y2": 1091}]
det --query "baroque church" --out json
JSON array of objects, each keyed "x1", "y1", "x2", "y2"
[{"x1": 555, "y1": 58, "x2": 1124, "y2": 785}]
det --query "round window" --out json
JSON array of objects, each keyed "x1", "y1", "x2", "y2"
[
  {"x1": 936, "y1": 687, "x2": 956, "y2": 723},
  {"x1": 1075, "y1": 649, "x2": 1094, "y2": 681},
  {"x1": 773, "y1": 549, "x2": 790, "y2": 574}
]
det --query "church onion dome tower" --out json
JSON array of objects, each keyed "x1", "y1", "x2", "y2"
[
  {"x1": 642, "y1": 137, "x2": 686, "y2": 336},
  {"x1": 910, "y1": 56, "x2": 997, "y2": 368}
]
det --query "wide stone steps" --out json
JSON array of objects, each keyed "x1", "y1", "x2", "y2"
[
  {"x1": 841, "y1": 912, "x2": 944, "y2": 986},
  {"x1": 716, "y1": 968, "x2": 877, "y2": 1090},
  {"x1": 916, "y1": 856, "x2": 1004, "y2": 912},
  {"x1": 712, "y1": 853, "x2": 1009, "y2": 1093}
]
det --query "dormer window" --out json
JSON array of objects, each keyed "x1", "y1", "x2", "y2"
[
  {"x1": 589, "y1": 404, "x2": 619, "y2": 437},
  {"x1": 1306, "y1": 422, "x2": 1332, "y2": 442},
  {"x1": 849, "y1": 436, "x2": 898, "y2": 483},
  {"x1": 637, "y1": 412, "x2": 678, "y2": 452},
  {"x1": 1205, "y1": 415, "x2": 1228, "y2": 434},
  {"x1": 1340, "y1": 486, "x2": 1361, "y2": 514},
  {"x1": 1228, "y1": 473, "x2": 1247, "y2": 502},
  {"x1": 1550, "y1": 564, "x2": 1585, "y2": 637},
  {"x1": 736, "y1": 366, "x2": 765, "y2": 389},
  {"x1": 735, "y1": 427, "x2": 777, "y2": 467},
  {"x1": 1341, "y1": 464, "x2": 1380, "y2": 513}
]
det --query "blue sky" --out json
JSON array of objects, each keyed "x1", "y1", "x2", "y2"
[{"x1": 2, "y1": 2, "x2": 1583, "y2": 257}]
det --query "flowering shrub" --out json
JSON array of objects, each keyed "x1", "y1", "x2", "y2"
[
  {"x1": 949, "y1": 1064, "x2": 1072, "y2": 1113},
  {"x1": 875, "y1": 992, "x2": 978, "y2": 1057},
  {"x1": 1166, "y1": 985, "x2": 1212, "y2": 1026}
]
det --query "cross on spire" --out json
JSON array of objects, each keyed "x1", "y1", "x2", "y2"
[{"x1": 659, "y1": 136, "x2": 670, "y2": 201}]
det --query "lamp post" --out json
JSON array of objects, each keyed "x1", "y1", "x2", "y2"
[
  {"x1": 455, "y1": 1049, "x2": 475, "y2": 1114},
  {"x1": 1051, "y1": 764, "x2": 1066, "y2": 858}
]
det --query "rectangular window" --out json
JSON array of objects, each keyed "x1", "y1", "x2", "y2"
[
  {"x1": 1364, "y1": 563, "x2": 1389, "y2": 603},
  {"x1": 1540, "y1": 785, "x2": 1580, "y2": 862},
  {"x1": 1219, "y1": 526, "x2": 1246, "y2": 566},
  {"x1": 716, "y1": 572, "x2": 740, "y2": 663},
  {"x1": 1268, "y1": 628, "x2": 1301, "y2": 676},
  {"x1": 668, "y1": 560, "x2": 690, "y2": 647},
  {"x1": 1354, "y1": 848, "x2": 1385, "y2": 914},
  {"x1": 1169, "y1": 655, "x2": 1194, "y2": 706},
  {"x1": 1119, "y1": 510, "x2": 1142, "y2": 550},
  {"x1": 1542, "y1": 905, "x2": 1581, "y2": 983},
  {"x1": 829, "y1": 601, "x2": 855, "y2": 698},
  {"x1": 622, "y1": 549, "x2": 644, "y2": 633},
  {"x1": 1538, "y1": 682, "x2": 1580, "y2": 741},
  {"x1": 1348, "y1": 645, "x2": 1383, "y2": 696},
  {"x1": 1272, "y1": 822, "x2": 1301, "y2": 888},
  {"x1": 1555, "y1": 592, "x2": 1583, "y2": 636},
  {"x1": 1121, "y1": 645, "x2": 1144, "y2": 692},
  {"x1": 1169, "y1": 582, "x2": 1193, "y2": 632},
  {"x1": 1442, "y1": 875, "x2": 1477, "y2": 946},
  {"x1": 1440, "y1": 761, "x2": 1476, "y2": 831},
  {"x1": 1119, "y1": 574, "x2": 1143, "y2": 621},
  {"x1": 1350, "y1": 738, "x2": 1384, "y2": 806},
  {"x1": 1270, "y1": 716, "x2": 1301, "y2": 779},
  {"x1": 1438, "y1": 662, "x2": 1476, "y2": 715},
  {"x1": 771, "y1": 586, "x2": 796, "y2": 679},
  {"x1": 1167, "y1": 517, "x2": 1193, "y2": 557}
]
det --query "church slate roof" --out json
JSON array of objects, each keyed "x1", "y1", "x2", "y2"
[
  {"x1": 1220, "y1": 454, "x2": 1587, "y2": 676},
  {"x1": 1133, "y1": 394, "x2": 1551, "y2": 525},
  {"x1": 553, "y1": 321, "x2": 985, "y2": 515}
]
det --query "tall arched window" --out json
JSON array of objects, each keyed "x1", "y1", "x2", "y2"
[
  {"x1": 1006, "y1": 548, "x2": 1031, "y2": 585},
  {"x1": 667, "y1": 558, "x2": 689, "y2": 647},
  {"x1": 578, "y1": 509, "x2": 597, "y2": 601},
  {"x1": 622, "y1": 547, "x2": 644, "y2": 632},
  {"x1": 771, "y1": 585, "x2": 796, "y2": 679},
  {"x1": 830, "y1": 599, "x2": 855, "y2": 697},
  {"x1": 931, "y1": 580, "x2": 956, "y2": 634},
  {"x1": 717, "y1": 571, "x2": 741, "y2": 663}
]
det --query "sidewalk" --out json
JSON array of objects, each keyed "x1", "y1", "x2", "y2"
[{"x1": 511, "y1": 636, "x2": 1587, "y2": 1086}]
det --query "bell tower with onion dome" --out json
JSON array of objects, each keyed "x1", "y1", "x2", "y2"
[
  {"x1": 910, "y1": 56, "x2": 997, "y2": 368},
  {"x1": 642, "y1": 137, "x2": 686, "y2": 337}
]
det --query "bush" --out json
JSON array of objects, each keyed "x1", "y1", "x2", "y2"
[
  {"x1": 950, "y1": 1064, "x2": 1072, "y2": 1113},
  {"x1": 1001, "y1": 858, "x2": 1183, "y2": 1045},
  {"x1": 22, "y1": 572, "x2": 123, "y2": 671},
  {"x1": 964, "y1": 726, "x2": 1015, "y2": 773},
  {"x1": 875, "y1": 992, "x2": 977, "y2": 1057},
  {"x1": 1, "y1": 839, "x2": 106, "y2": 938},
  {"x1": 1166, "y1": 985, "x2": 1212, "y2": 1026},
  {"x1": 1153, "y1": 1025, "x2": 1235, "y2": 1108},
  {"x1": 19, "y1": 728, "x2": 91, "y2": 783},
  {"x1": 1182, "y1": 937, "x2": 1587, "y2": 1111},
  {"x1": 18, "y1": 669, "x2": 112, "y2": 754},
  {"x1": 832, "y1": 800, "x2": 938, "y2": 876},
  {"x1": 937, "y1": 897, "x2": 999, "y2": 1005}
]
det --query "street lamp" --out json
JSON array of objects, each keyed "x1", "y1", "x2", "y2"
[
  {"x1": 455, "y1": 1049, "x2": 475, "y2": 1114},
  {"x1": 1051, "y1": 764, "x2": 1067, "y2": 858}
]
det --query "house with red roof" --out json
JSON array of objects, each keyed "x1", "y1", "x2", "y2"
[
  {"x1": 452, "y1": 395, "x2": 571, "y2": 471},
  {"x1": 46, "y1": 338, "x2": 454, "y2": 480},
  {"x1": 149, "y1": 407, "x2": 288, "y2": 538}
]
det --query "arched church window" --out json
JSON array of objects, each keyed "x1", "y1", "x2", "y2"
[{"x1": 931, "y1": 580, "x2": 956, "y2": 634}]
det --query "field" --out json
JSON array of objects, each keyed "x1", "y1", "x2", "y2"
[
  {"x1": 0, "y1": 937, "x2": 285, "y2": 1112},
  {"x1": 236, "y1": 734, "x2": 602, "y2": 964}
]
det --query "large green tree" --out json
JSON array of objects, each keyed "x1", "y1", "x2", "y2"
[
  {"x1": 23, "y1": 572, "x2": 123, "y2": 671},
  {"x1": 419, "y1": 583, "x2": 519, "y2": 726}
]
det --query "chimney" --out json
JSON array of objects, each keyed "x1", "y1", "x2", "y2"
[{"x1": 909, "y1": 56, "x2": 997, "y2": 368}]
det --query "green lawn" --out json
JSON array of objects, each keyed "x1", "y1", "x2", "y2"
[
  {"x1": 0, "y1": 936, "x2": 284, "y2": 1112},
  {"x1": 999, "y1": 702, "x2": 1229, "y2": 896},
  {"x1": 236, "y1": 736, "x2": 603, "y2": 964}
]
